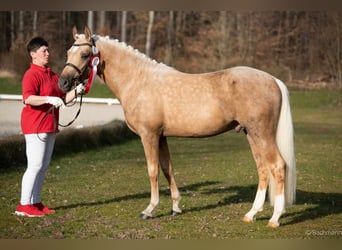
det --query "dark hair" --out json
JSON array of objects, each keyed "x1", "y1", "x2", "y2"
[{"x1": 27, "y1": 37, "x2": 49, "y2": 54}]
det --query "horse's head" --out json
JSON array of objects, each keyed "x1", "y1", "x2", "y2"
[{"x1": 58, "y1": 26, "x2": 98, "y2": 92}]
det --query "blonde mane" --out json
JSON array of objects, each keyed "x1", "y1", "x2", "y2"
[{"x1": 92, "y1": 34, "x2": 163, "y2": 67}]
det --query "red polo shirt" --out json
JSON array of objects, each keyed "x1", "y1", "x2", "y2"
[{"x1": 21, "y1": 63, "x2": 65, "y2": 134}]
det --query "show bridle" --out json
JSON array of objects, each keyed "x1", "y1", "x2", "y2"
[
  {"x1": 51, "y1": 39, "x2": 100, "y2": 131},
  {"x1": 63, "y1": 40, "x2": 100, "y2": 91}
]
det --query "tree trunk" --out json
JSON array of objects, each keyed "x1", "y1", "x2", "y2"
[
  {"x1": 165, "y1": 11, "x2": 174, "y2": 65},
  {"x1": 236, "y1": 12, "x2": 243, "y2": 56},
  {"x1": 145, "y1": 11, "x2": 154, "y2": 57},
  {"x1": 97, "y1": 11, "x2": 106, "y2": 33},
  {"x1": 10, "y1": 11, "x2": 15, "y2": 50},
  {"x1": 18, "y1": 11, "x2": 24, "y2": 45},
  {"x1": 218, "y1": 11, "x2": 227, "y2": 68},
  {"x1": 33, "y1": 11, "x2": 38, "y2": 37},
  {"x1": 87, "y1": 11, "x2": 94, "y2": 32},
  {"x1": 121, "y1": 11, "x2": 127, "y2": 42}
]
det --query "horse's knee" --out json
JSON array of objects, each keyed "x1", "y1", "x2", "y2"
[{"x1": 147, "y1": 165, "x2": 159, "y2": 179}]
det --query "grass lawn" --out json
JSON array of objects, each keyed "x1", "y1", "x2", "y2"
[{"x1": 0, "y1": 85, "x2": 341, "y2": 239}]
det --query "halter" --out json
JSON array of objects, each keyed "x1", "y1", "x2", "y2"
[
  {"x1": 63, "y1": 40, "x2": 100, "y2": 94},
  {"x1": 42, "y1": 39, "x2": 101, "y2": 134}
]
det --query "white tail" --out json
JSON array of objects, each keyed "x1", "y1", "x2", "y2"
[{"x1": 269, "y1": 78, "x2": 296, "y2": 206}]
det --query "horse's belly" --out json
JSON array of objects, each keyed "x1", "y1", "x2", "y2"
[{"x1": 163, "y1": 111, "x2": 235, "y2": 137}]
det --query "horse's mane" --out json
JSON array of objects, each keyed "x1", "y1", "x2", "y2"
[{"x1": 92, "y1": 34, "x2": 165, "y2": 67}]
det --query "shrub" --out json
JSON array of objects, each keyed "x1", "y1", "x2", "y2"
[{"x1": 0, "y1": 120, "x2": 137, "y2": 169}]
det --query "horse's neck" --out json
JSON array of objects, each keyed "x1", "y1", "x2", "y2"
[{"x1": 96, "y1": 39, "x2": 166, "y2": 101}]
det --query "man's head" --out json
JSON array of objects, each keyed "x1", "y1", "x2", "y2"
[
  {"x1": 27, "y1": 37, "x2": 50, "y2": 67},
  {"x1": 27, "y1": 37, "x2": 49, "y2": 54}
]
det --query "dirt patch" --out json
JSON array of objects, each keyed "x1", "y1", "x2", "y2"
[
  {"x1": 287, "y1": 80, "x2": 341, "y2": 90},
  {"x1": 0, "y1": 70, "x2": 17, "y2": 78}
]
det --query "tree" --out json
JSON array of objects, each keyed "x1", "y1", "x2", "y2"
[
  {"x1": 165, "y1": 11, "x2": 174, "y2": 65},
  {"x1": 32, "y1": 11, "x2": 38, "y2": 37},
  {"x1": 121, "y1": 11, "x2": 127, "y2": 42},
  {"x1": 18, "y1": 11, "x2": 24, "y2": 45},
  {"x1": 98, "y1": 11, "x2": 106, "y2": 32},
  {"x1": 87, "y1": 11, "x2": 94, "y2": 32},
  {"x1": 0, "y1": 10, "x2": 341, "y2": 86},
  {"x1": 10, "y1": 11, "x2": 15, "y2": 50},
  {"x1": 145, "y1": 11, "x2": 154, "y2": 57},
  {"x1": 218, "y1": 11, "x2": 228, "y2": 68}
]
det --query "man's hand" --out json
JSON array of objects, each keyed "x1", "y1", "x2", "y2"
[
  {"x1": 75, "y1": 83, "x2": 86, "y2": 95},
  {"x1": 46, "y1": 96, "x2": 65, "y2": 108}
]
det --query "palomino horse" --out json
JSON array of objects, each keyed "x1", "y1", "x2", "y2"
[{"x1": 58, "y1": 26, "x2": 296, "y2": 228}]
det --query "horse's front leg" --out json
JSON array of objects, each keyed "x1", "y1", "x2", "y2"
[
  {"x1": 140, "y1": 133, "x2": 160, "y2": 219},
  {"x1": 159, "y1": 136, "x2": 181, "y2": 216}
]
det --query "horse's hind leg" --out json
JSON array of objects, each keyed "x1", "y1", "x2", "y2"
[
  {"x1": 243, "y1": 134, "x2": 269, "y2": 223},
  {"x1": 267, "y1": 152, "x2": 286, "y2": 228},
  {"x1": 243, "y1": 133, "x2": 286, "y2": 227},
  {"x1": 159, "y1": 136, "x2": 181, "y2": 215}
]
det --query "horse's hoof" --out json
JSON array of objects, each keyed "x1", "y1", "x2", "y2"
[
  {"x1": 267, "y1": 221, "x2": 280, "y2": 228},
  {"x1": 242, "y1": 216, "x2": 254, "y2": 223},
  {"x1": 139, "y1": 213, "x2": 152, "y2": 220},
  {"x1": 170, "y1": 210, "x2": 181, "y2": 216}
]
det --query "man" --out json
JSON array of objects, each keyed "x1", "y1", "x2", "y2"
[{"x1": 15, "y1": 37, "x2": 84, "y2": 217}]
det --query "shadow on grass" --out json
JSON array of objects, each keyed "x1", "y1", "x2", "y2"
[
  {"x1": 281, "y1": 189, "x2": 342, "y2": 226},
  {"x1": 183, "y1": 185, "x2": 342, "y2": 226},
  {"x1": 53, "y1": 180, "x2": 220, "y2": 211},
  {"x1": 53, "y1": 180, "x2": 341, "y2": 226}
]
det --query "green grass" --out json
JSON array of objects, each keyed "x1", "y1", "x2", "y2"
[
  {"x1": 0, "y1": 84, "x2": 341, "y2": 238},
  {"x1": 0, "y1": 77, "x2": 22, "y2": 94}
]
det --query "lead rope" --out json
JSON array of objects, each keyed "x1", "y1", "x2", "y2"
[
  {"x1": 58, "y1": 90, "x2": 84, "y2": 128},
  {"x1": 36, "y1": 43, "x2": 99, "y2": 141},
  {"x1": 36, "y1": 91, "x2": 84, "y2": 142}
]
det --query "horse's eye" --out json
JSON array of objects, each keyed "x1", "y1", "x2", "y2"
[{"x1": 81, "y1": 53, "x2": 90, "y2": 59}]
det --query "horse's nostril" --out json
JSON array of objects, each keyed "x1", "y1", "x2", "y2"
[{"x1": 58, "y1": 78, "x2": 70, "y2": 92}]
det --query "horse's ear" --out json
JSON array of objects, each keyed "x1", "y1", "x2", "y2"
[
  {"x1": 72, "y1": 26, "x2": 78, "y2": 40},
  {"x1": 84, "y1": 26, "x2": 92, "y2": 40}
]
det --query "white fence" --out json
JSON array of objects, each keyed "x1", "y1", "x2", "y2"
[
  {"x1": 0, "y1": 94, "x2": 124, "y2": 137},
  {"x1": 0, "y1": 94, "x2": 120, "y2": 105}
]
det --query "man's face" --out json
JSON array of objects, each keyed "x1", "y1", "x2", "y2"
[{"x1": 31, "y1": 46, "x2": 49, "y2": 67}]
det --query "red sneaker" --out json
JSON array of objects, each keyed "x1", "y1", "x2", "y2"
[
  {"x1": 15, "y1": 203, "x2": 45, "y2": 217},
  {"x1": 33, "y1": 202, "x2": 56, "y2": 214}
]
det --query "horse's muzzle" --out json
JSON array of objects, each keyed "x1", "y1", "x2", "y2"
[{"x1": 58, "y1": 77, "x2": 72, "y2": 92}]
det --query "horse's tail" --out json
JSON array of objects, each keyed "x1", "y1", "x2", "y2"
[{"x1": 269, "y1": 78, "x2": 296, "y2": 206}]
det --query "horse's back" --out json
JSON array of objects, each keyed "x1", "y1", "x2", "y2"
[{"x1": 152, "y1": 66, "x2": 281, "y2": 137}]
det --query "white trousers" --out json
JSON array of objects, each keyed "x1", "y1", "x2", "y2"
[{"x1": 20, "y1": 133, "x2": 56, "y2": 205}]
